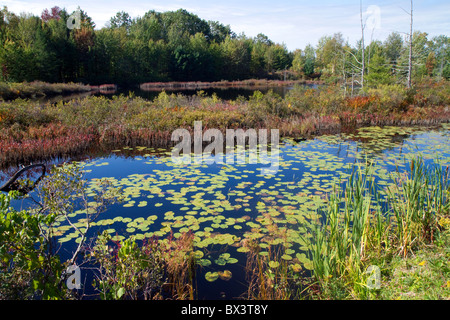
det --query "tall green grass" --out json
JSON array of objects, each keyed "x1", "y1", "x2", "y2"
[
  {"x1": 387, "y1": 157, "x2": 450, "y2": 256},
  {"x1": 307, "y1": 157, "x2": 450, "y2": 298},
  {"x1": 308, "y1": 164, "x2": 382, "y2": 297}
]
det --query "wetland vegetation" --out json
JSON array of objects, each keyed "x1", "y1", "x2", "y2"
[
  {"x1": 1, "y1": 121, "x2": 449, "y2": 300},
  {"x1": 0, "y1": 4, "x2": 449, "y2": 301},
  {"x1": 0, "y1": 80, "x2": 448, "y2": 168}
]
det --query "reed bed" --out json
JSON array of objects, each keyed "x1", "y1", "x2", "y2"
[
  {"x1": 243, "y1": 219, "x2": 293, "y2": 300},
  {"x1": 306, "y1": 157, "x2": 450, "y2": 299}
]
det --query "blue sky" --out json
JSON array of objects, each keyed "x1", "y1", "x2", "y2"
[{"x1": 3, "y1": 0, "x2": 449, "y2": 50}]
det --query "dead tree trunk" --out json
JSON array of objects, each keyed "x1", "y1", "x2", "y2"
[
  {"x1": 407, "y1": 0, "x2": 413, "y2": 88},
  {"x1": 360, "y1": 0, "x2": 365, "y2": 90}
]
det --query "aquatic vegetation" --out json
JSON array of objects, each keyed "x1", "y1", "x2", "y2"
[
  {"x1": 158, "y1": 231, "x2": 197, "y2": 300},
  {"x1": 243, "y1": 226, "x2": 297, "y2": 300},
  {"x1": 140, "y1": 79, "x2": 311, "y2": 91},
  {"x1": 2, "y1": 121, "x2": 449, "y2": 300},
  {"x1": 77, "y1": 126, "x2": 442, "y2": 298},
  {"x1": 387, "y1": 158, "x2": 450, "y2": 256},
  {"x1": 90, "y1": 232, "x2": 165, "y2": 300},
  {"x1": 304, "y1": 156, "x2": 449, "y2": 299},
  {"x1": 307, "y1": 165, "x2": 383, "y2": 295},
  {"x1": 89, "y1": 231, "x2": 201, "y2": 300}
]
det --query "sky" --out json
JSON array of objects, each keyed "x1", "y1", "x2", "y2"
[{"x1": 2, "y1": 0, "x2": 450, "y2": 51}]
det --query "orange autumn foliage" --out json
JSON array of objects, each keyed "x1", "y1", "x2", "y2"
[{"x1": 345, "y1": 95, "x2": 378, "y2": 110}]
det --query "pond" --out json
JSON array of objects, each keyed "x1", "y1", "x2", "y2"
[
  {"x1": 6, "y1": 124, "x2": 450, "y2": 299},
  {"x1": 112, "y1": 83, "x2": 318, "y2": 101}
]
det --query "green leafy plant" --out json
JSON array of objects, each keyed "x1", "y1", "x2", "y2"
[
  {"x1": 0, "y1": 191, "x2": 63, "y2": 299},
  {"x1": 90, "y1": 232, "x2": 165, "y2": 300}
]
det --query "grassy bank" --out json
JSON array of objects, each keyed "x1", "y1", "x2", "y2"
[
  {"x1": 304, "y1": 158, "x2": 450, "y2": 299},
  {"x1": 0, "y1": 80, "x2": 449, "y2": 168}
]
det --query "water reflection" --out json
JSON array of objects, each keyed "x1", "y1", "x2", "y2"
[
  {"x1": 31, "y1": 83, "x2": 321, "y2": 104},
  {"x1": 98, "y1": 83, "x2": 320, "y2": 101}
]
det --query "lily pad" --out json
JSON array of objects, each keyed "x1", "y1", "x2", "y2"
[
  {"x1": 268, "y1": 261, "x2": 280, "y2": 268},
  {"x1": 205, "y1": 271, "x2": 219, "y2": 282},
  {"x1": 198, "y1": 259, "x2": 212, "y2": 267},
  {"x1": 218, "y1": 270, "x2": 232, "y2": 281}
]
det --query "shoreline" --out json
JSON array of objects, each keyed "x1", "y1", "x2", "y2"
[
  {"x1": 1, "y1": 80, "x2": 322, "y2": 100},
  {"x1": 139, "y1": 79, "x2": 322, "y2": 90},
  {"x1": 0, "y1": 120, "x2": 448, "y2": 172},
  {"x1": 0, "y1": 81, "x2": 92, "y2": 101},
  {"x1": 0, "y1": 80, "x2": 448, "y2": 169}
]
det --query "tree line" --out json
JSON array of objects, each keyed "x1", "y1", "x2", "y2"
[
  {"x1": 293, "y1": 31, "x2": 450, "y2": 88},
  {"x1": 0, "y1": 5, "x2": 448, "y2": 86},
  {"x1": 0, "y1": 6, "x2": 291, "y2": 85}
]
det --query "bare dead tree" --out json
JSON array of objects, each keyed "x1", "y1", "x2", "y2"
[
  {"x1": 407, "y1": 0, "x2": 413, "y2": 88},
  {"x1": 346, "y1": 1, "x2": 367, "y2": 91},
  {"x1": 360, "y1": 0, "x2": 366, "y2": 89}
]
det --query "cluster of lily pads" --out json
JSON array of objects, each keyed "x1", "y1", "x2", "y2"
[{"x1": 49, "y1": 124, "x2": 449, "y2": 284}]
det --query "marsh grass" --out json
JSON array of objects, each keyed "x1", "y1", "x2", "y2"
[
  {"x1": 387, "y1": 158, "x2": 450, "y2": 257},
  {"x1": 305, "y1": 157, "x2": 450, "y2": 299},
  {"x1": 159, "y1": 231, "x2": 197, "y2": 300},
  {"x1": 243, "y1": 238, "x2": 293, "y2": 300},
  {"x1": 307, "y1": 164, "x2": 382, "y2": 298},
  {"x1": 0, "y1": 81, "x2": 91, "y2": 100},
  {"x1": 242, "y1": 213, "x2": 311, "y2": 300}
]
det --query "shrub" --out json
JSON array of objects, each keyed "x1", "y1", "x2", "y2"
[
  {"x1": 90, "y1": 230, "x2": 197, "y2": 300},
  {"x1": 0, "y1": 191, "x2": 64, "y2": 299},
  {"x1": 367, "y1": 84, "x2": 408, "y2": 113},
  {"x1": 90, "y1": 232, "x2": 165, "y2": 300}
]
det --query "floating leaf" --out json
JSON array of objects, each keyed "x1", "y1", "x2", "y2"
[
  {"x1": 194, "y1": 250, "x2": 204, "y2": 259},
  {"x1": 269, "y1": 261, "x2": 280, "y2": 268},
  {"x1": 198, "y1": 259, "x2": 211, "y2": 267},
  {"x1": 138, "y1": 201, "x2": 148, "y2": 207},
  {"x1": 237, "y1": 246, "x2": 250, "y2": 253},
  {"x1": 227, "y1": 258, "x2": 238, "y2": 264},
  {"x1": 218, "y1": 270, "x2": 232, "y2": 281},
  {"x1": 111, "y1": 235, "x2": 125, "y2": 242},
  {"x1": 58, "y1": 237, "x2": 72, "y2": 244},
  {"x1": 123, "y1": 202, "x2": 135, "y2": 208},
  {"x1": 215, "y1": 257, "x2": 227, "y2": 266},
  {"x1": 205, "y1": 271, "x2": 219, "y2": 282},
  {"x1": 291, "y1": 263, "x2": 302, "y2": 272}
]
